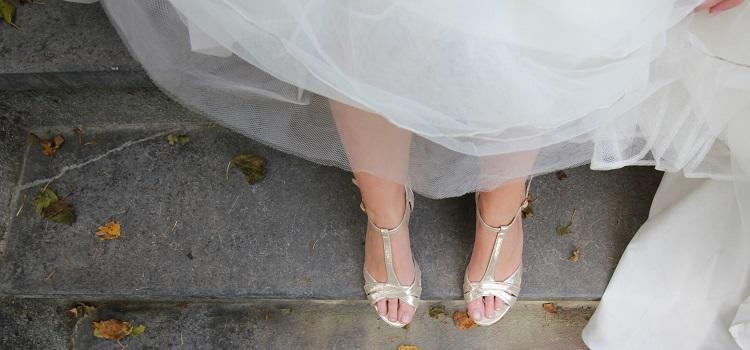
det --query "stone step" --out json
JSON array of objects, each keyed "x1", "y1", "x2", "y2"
[
  {"x1": 0, "y1": 296, "x2": 595, "y2": 349},
  {"x1": 0, "y1": 1, "x2": 148, "y2": 90},
  {"x1": 0, "y1": 123, "x2": 661, "y2": 301},
  {"x1": 0, "y1": 117, "x2": 25, "y2": 238}
]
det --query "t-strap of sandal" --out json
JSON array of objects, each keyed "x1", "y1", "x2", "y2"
[{"x1": 463, "y1": 179, "x2": 531, "y2": 326}]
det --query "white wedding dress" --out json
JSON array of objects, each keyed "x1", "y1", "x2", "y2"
[
  {"x1": 68, "y1": 0, "x2": 750, "y2": 348},
  {"x1": 582, "y1": 7, "x2": 750, "y2": 349}
]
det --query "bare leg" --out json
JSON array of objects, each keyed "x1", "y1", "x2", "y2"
[
  {"x1": 466, "y1": 150, "x2": 537, "y2": 322},
  {"x1": 329, "y1": 100, "x2": 417, "y2": 325}
]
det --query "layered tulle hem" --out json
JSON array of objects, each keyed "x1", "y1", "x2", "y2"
[{"x1": 81, "y1": 0, "x2": 750, "y2": 198}]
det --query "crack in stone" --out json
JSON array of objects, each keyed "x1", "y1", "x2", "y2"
[{"x1": 17, "y1": 128, "x2": 179, "y2": 192}]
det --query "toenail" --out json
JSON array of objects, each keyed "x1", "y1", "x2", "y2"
[
  {"x1": 472, "y1": 311, "x2": 481, "y2": 321},
  {"x1": 401, "y1": 314, "x2": 411, "y2": 323}
]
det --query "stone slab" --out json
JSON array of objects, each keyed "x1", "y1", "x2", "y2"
[
  {"x1": 0, "y1": 125, "x2": 661, "y2": 300},
  {"x1": 0, "y1": 88, "x2": 207, "y2": 128},
  {"x1": 0, "y1": 297, "x2": 73, "y2": 350},
  {"x1": 0, "y1": 297, "x2": 595, "y2": 350},
  {"x1": 0, "y1": 114, "x2": 26, "y2": 248},
  {"x1": 0, "y1": 1, "x2": 148, "y2": 89}
]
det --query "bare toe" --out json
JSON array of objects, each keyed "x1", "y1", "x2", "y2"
[
  {"x1": 398, "y1": 300, "x2": 415, "y2": 324},
  {"x1": 467, "y1": 298, "x2": 484, "y2": 321},
  {"x1": 495, "y1": 296, "x2": 504, "y2": 310},
  {"x1": 387, "y1": 298, "x2": 399, "y2": 322},
  {"x1": 484, "y1": 296, "x2": 495, "y2": 319},
  {"x1": 376, "y1": 299, "x2": 387, "y2": 316}
]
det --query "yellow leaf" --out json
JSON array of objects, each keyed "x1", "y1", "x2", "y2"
[
  {"x1": 398, "y1": 345, "x2": 420, "y2": 350},
  {"x1": 0, "y1": 0, "x2": 16, "y2": 27},
  {"x1": 96, "y1": 220, "x2": 121, "y2": 240},
  {"x1": 129, "y1": 324, "x2": 146, "y2": 337},
  {"x1": 556, "y1": 208, "x2": 576, "y2": 236}
]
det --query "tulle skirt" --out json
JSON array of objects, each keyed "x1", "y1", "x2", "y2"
[{"x1": 82, "y1": 0, "x2": 750, "y2": 198}]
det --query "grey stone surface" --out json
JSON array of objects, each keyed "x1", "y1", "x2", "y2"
[
  {"x1": 0, "y1": 115, "x2": 25, "y2": 249},
  {"x1": 0, "y1": 125, "x2": 661, "y2": 300},
  {"x1": 0, "y1": 88, "x2": 208, "y2": 128},
  {"x1": 0, "y1": 297, "x2": 73, "y2": 350},
  {"x1": 0, "y1": 1, "x2": 148, "y2": 89},
  {"x1": 0, "y1": 297, "x2": 595, "y2": 350}
]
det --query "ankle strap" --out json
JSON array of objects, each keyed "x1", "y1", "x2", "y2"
[
  {"x1": 476, "y1": 179, "x2": 531, "y2": 235},
  {"x1": 352, "y1": 178, "x2": 414, "y2": 236}
]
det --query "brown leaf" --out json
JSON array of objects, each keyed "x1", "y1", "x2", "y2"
[
  {"x1": 30, "y1": 132, "x2": 65, "y2": 157},
  {"x1": 92, "y1": 319, "x2": 132, "y2": 341},
  {"x1": 452, "y1": 311, "x2": 478, "y2": 330},
  {"x1": 556, "y1": 170, "x2": 568, "y2": 180},
  {"x1": 68, "y1": 304, "x2": 97, "y2": 318},
  {"x1": 231, "y1": 153, "x2": 267, "y2": 185},
  {"x1": 568, "y1": 247, "x2": 580, "y2": 262},
  {"x1": 542, "y1": 302, "x2": 558, "y2": 314},
  {"x1": 96, "y1": 220, "x2": 121, "y2": 240},
  {"x1": 522, "y1": 193, "x2": 534, "y2": 219}
]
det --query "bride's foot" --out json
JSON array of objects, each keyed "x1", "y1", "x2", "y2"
[
  {"x1": 354, "y1": 175, "x2": 419, "y2": 326},
  {"x1": 364, "y1": 209, "x2": 417, "y2": 324},
  {"x1": 465, "y1": 179, "x2": 527, "y2": 322}
]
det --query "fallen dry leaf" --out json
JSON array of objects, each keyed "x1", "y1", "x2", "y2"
[
  {"x1": 542, "y1": 302, "x2": 558, "y2": 314},
  {"x1": 129, "y1": 324, "x2": 146, "y2": 337},
  {"x1": 33, "y1": 187, "x2": 76, "y2": 225},
  {"x1": 73, "y1": 128, "x2": 84, "y2": 144},
  {"x1": 0, "y1": 0, "x2": 16, "y2": 28},
  {"x1": 522, "y1": 192, "x2": 534, "y2": 219},
  {"x1": 68, "y1": 303, "x2": 97, "y2": 318},
  {"x1": 556, "y1": 170, "x2": 568, "y2": 180},
  {"x1": 92, "y1": 319, "x2": 145, "y2": 341},
  {"x1": 398, "y1": 345, "x2": 420, "y2": 350},
  {"x1": 428, "y1": 304, "x2": 448, "y2": 319},
  {"x1": 30, "y1": 132, "x2": 65, "y2": 157},
  {"x1": 96, "y1": 220, "x2": 121, "y2": 240},
  {"x1": 556, "y1": 209, "x2": 576, "y2": 236},
  {"x1": 166, "y1": 133, "x2": 190, "y2": 146},
  {"x1": 569, "y1": 247, "x2": 581, "y2": 262},
  {"x1": 73, "y1": 127, "x2": 96, "y2": 145},
  {"x1": 452, "y1": 311, "x2": 478, "y2": 330},
  {"x1": 231, "y1": 153, "x2": 267, "y2": 185}
]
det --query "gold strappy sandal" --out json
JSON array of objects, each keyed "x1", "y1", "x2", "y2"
[
  {"x1": 352, "y1": 178, "x2": 422, "y2": 327},
  {"x1": 463, "y1": 180, "x2": 530, "y2": 326}
]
